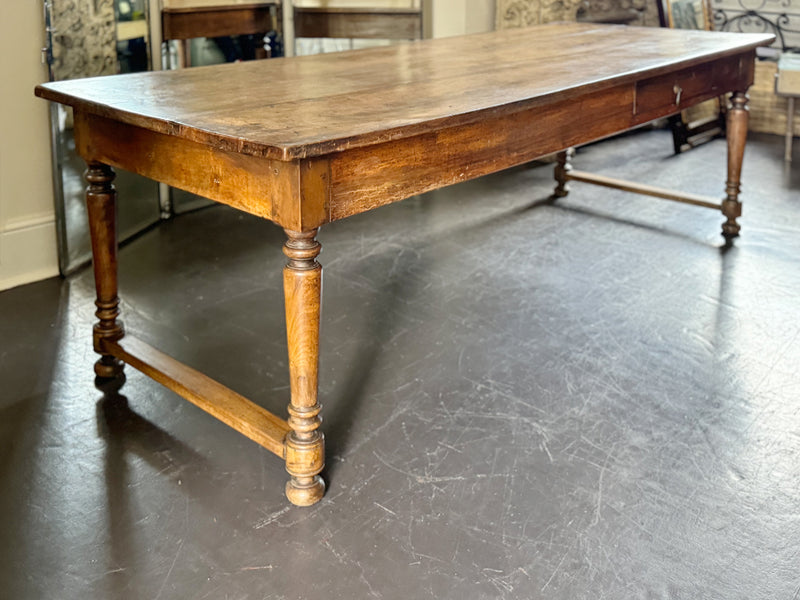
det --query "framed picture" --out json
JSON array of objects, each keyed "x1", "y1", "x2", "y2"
[{"x1": 657, "y1": 0, "x2": 726, "y2": 153}]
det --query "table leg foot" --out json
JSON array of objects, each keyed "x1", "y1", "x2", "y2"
[
  {"x1": 94, "y1": 355, "x2": 125, "y2": 379},
  {"x1": 283, "y1": 229, "x2": 325, "y2": 507},
  {"x1": 285, "y1": 467, "x2": 326, "y2": 507},
  {"x1": 721, "y1": 202, "x2": 741, "y2": 240},
  {"x1": 553, "y1": 148, "x2": 574, "y2": 199},
  {"x1": 86, "y1": 162, "x2": 125, "y2": 380},
  {"x1": 721, "y1": 92, "x2": 748, "y2": 241}
]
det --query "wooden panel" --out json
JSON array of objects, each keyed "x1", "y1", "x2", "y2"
[
  {"x1": 635, "y1": 53, "x2": 753, "y2": 123},
  {"x1": 324, "y1": 53, "x2": 755, "y2": 223},
  {"x1": 272, "y1": 158, "x2": 331, "y2": 231},
  {"x1": 73, "y1": 110, "x2": 282, "y2": 220},
  {"x1": 294, "y1": 7, "x2": 422, "y2": 39},
  {"x1": 162, "y1": 3, "x2": 276, "y2": 40},
  {"x1": 325, "y1": 85, "x2": 636, "y2": 222},
  {"x1": 73, "y1": 111, "x2": 328, "y2": 231},
  {"x1": 105, "y1": 335, "x2": 290, "y2": 457},
  {"x1": 117, "y1": 20, "x2": 149, "y2": 42}
]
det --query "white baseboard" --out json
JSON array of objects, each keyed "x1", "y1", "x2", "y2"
[{"x1": 0, "y1": 215, "x2": 59, "y2": 291}]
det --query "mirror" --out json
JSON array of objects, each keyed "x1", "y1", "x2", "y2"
[
  {"x1": 45, "y1": 0, "x2": 162, "y2": 275},
  {"x1": 665, "y1": 0, "x2": 710, "y2": 30}
]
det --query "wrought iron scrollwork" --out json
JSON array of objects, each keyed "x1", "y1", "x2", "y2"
[{"x1": 713, "y1": 0, "x2": 800, "y2": 51}]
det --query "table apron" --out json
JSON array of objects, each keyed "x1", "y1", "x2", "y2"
[
  {"x1": 326, "y1": 53, "x2": 754, "y2": 224},
  {"x1": 72, "y1": 51, "x2": 754, "y2": 232},
  {"x1": 73, "y1": 110, "x2": 330, "y2": 232}
]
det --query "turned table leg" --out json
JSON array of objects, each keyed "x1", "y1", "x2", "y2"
[
  {"x1": 553, "y1": 148, "x2": 574, "y2": 199},
  {"x1": 282, "y1": 229, "x2": 325, "y2": 506},
  {"x1": 721, "y1": 92, "x2": 749, "y2": 240},
  {"x1": 86, "y1": 162, "x2": 125, "y2": 379}
]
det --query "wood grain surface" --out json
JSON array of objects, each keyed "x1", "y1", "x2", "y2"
[
  {"x1": 36, "y1": 24, "x2": 773, "y2": 161},
  {"x1": 293, "y1": 6, "x2": 422, "y2": 39},
  {"x1": 162, "y1": 3, "x2": 278, "y2": 40}
]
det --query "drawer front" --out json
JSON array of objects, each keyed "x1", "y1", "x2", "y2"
[{"x1": 634, "y1": 54, "x2": 750, "y2": 120}]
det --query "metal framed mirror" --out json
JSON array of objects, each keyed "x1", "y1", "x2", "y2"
[{"x1": 44, "y1": 0, "x2": 162, "y2": 275}]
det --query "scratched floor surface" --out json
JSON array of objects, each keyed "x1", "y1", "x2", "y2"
[{"x1": 1, "y1": 128, "x2": 798, "y2": 599}]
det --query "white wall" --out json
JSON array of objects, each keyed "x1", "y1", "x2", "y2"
[
  {"x1": 431, "y1": 0, "x2": 495, "y2": 37},
  {"x1": 0, "y1": 0, "x2": 59, "y2": 291}
]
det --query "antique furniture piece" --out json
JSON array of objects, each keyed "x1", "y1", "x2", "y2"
[
  {"x1": 285, "y1": 0, "x2": 423, "y2": 57},
  {"x1": 161, "y1": 0, "x2": 281, "y2": 66},
  {"x1": 293, "y1": 2, "x2": 422, "y2": 39},
  {"x1": 36, "y1": 24, "x2": 773, "y2": 506},
  {"x1": 776, "y1": 53, "x2": 800, "y2": 161}
]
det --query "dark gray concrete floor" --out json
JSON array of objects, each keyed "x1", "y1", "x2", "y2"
[{"x1": 1, "y1": 128, "x2": 799, "y2": 600}]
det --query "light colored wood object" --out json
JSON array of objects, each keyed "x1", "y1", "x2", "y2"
[
  {"x1": 282, "y1": 229, "x2": 325, "y2": 505},
  {"x1": 776, "y1": 53, "x2": 800, "y2": 162},
  {"x1": 117, "y1": 20, "x2": 150, "y2": 42},
  {"x1": 293, "y1": 6, "x2": 422, "y2": 39},
  {"x1": 36, "y1": 24, "x2": 774, "y2": 506},
  {"x1": 161, "y1": 2, "x2": 278, "y2": 40},
  {"x1": 85, "y1": 163, "x2": 125, "y2": 379},
  {"x1": 563, "y1": 169, "x2": 723, "y2": 210},
  {"x1": 289, "y1": 0, "x2": 423, "y2": 59},
  {"x1": 747, "y1": 60, "x2": 800, "y2": 137},
  {"x1": 776, "y1": 54, "x2": 800, "y2": 95},
  {"x1": 284, "y1": 0, "x2": 423, "y2": 55},
  {"x1": 105, "y1": 336, "x2": 291, "y2": 455}
]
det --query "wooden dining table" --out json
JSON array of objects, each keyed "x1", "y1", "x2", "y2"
[{"x1": 36, "y1": 23, "x2": 774, "y2": 506}]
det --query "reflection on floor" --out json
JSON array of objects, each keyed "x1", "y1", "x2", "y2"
[{"x1": 1, "y1": 128, "x2": 798, "y2": 599}]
